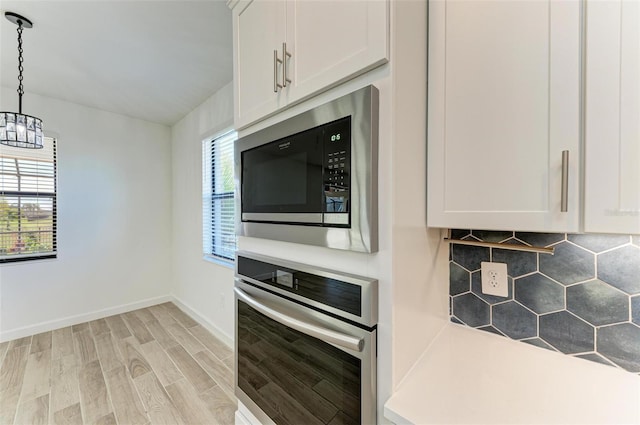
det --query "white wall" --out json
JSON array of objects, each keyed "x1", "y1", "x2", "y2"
[
  {"x1": 390, "y1": 0, "x2": 450, "y2": 385},
  {"x1": 170, "y1": 82, "x2": 236, "y2": 344},
  {"x1": 0, "y1": 89, "x2": 173, "y2": 341}
]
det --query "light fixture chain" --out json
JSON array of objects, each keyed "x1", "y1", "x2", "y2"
[
  {"x1": 16, "y1": 21, "x2": 24, "y2": 112},
  {"x1": 2, "y1": 11, "x2": 43, "y2": 149}
]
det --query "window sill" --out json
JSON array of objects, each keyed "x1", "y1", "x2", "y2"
[
  {"x1": 203, "y1": 254, "x2": 235, "y2": 270},
  {"x1": 0, "y1": 254, "x2": 57, "y2": 265}
]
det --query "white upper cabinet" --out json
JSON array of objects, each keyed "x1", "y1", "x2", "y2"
[
  {"x1": 233, "y1": 0, "x2": 287, "y2": 129},
  {"x1": 427, "y1": 0, "x2": 582, "y2": 233},
  {"x1": 230, "y1": 0, "x2": 389, "y2": 129},
  {"x1": 585, "y1": 0, "x2": 640, "y2": 234},
  {"x1": 284, "y1": 1, "x2": 388, "y2": 103}
]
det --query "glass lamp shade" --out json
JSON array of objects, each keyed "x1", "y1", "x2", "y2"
[{"x1": 0, "y1": 112, "x2": 44, "y2": 149}]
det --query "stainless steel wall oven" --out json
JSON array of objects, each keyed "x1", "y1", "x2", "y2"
[
  {"x1": 235, "y1": 85, "x2": 379, "y2": 253},
  {"x1": 234, "y1": 251, "x2": 378, "y2": 425}
]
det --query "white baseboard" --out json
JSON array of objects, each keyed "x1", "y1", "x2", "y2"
[
  {"x1": 235, "y1": 409, "x2": 252, "y2": 425},
  {"x1": 237, "y1": 401, "x2": 265, "y2": 425},
  {"x1": 0, "y1": 293, "x2": 235, "y2": 351},
  {"x1": 170, "y1": 294, "x2": 234, "y2": 348},
  {"x1": 0, "y1": 294, "x2": 172, "y2": 343}
]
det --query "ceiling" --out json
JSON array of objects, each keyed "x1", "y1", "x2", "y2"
[{"x1": 0, "y1": 0, "x2": 233, "y2": 126}]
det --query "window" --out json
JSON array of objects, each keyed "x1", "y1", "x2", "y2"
[
  {"x1": 203, "y1": 131, "x2": 237, "y2": 262},
  {"x1": 0, "y1": 137, "x2": 57, "y2": 263}
]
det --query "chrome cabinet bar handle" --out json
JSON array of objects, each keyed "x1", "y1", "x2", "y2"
[
  {"x1": 561, "y1": 150, "x2": 569, "y2": 212},
  {"x1": 282, "y1": 42, "x2": 292, "y2": 87},
  {"x1": 273, "y1": 50, "x2": 283, "y2": 93},
  {"x1": 234, "y1": 286, "x2": 364, "y2": 352}
]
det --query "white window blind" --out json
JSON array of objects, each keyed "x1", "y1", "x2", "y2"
[
  {"x1": 0, "y1": 137, "x2": 57, "y2": 263},
  {"x1": 203, "y1": 131, "x2": 237, "y2": 261}
]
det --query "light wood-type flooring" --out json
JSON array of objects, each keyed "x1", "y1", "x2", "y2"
[{"x1": 0, "y1": 302, "x2": 237, "y2": 425}]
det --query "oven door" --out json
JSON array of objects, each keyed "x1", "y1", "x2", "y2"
[
  {"x1": 234, "y1": 281, "x2": 376, "y2": 425},
  {"x1": 241, "y1": 125, "x2": 324, "y2": 225}
]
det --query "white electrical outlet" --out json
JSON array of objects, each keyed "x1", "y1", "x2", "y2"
[{"x1": 481, "y1": 261, "x2": 508, "y2": 297}]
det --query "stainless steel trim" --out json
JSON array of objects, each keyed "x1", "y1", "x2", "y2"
[
  {"x1": 241, "y1": 212, "x2": 322, "y2": 224},
  {"x1": 273, "y1": 50, "x2": 283, "y2": 93},
  {"x1": 235, "y1": 250, "x2": 378, "y2": 327},
  {"x1": 236, "y1": 85, "x2": 379, "y2": 253},
  {"x1": 323, "y1": 213, "x2": 349, "y2": 225},
  {"x1": 561, "y1": 150, "x2": 569, "y2": 212},
  {"x1": 444, "y1": 237, "x2": 555, "y2": 255},
  {"x1": 282, "y1": 42, "x2": 292, "y2": 87},
  {"x1": 234, "y1": 286, "x2": 364, "y2": 351},
  {"x1": 579, "y1": 0, "x2": 586, "y2": 225}
]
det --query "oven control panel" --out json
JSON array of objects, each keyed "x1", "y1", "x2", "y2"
[{"x1": 237, "y1": 255, "x2": 362, "y2": 318}]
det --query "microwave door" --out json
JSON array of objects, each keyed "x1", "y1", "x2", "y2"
[{"x1": 241, "y1": 126, "x2": 324, "y2": 224}]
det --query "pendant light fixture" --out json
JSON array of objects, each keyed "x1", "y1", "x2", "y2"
[{"x1": 0, "y1": 12, "x2": 43, "y2": 149}]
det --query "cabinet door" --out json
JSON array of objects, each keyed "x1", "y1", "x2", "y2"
[
  {"x1": 284, "y1": 0, "x2": 388, "y2": 104},
  {"x1": 427, "y1": 0, "x2": 581, "y2": 232},
  {"x1": 234, "y1": 0, "x2": 287, "y2": 128},
  {"x1": 585, "y1": 0, "x2": 640, "y2": 234}
]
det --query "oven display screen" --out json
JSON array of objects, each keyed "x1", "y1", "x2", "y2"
[{"x1": 237, "y1": 301, "x2": 361, "y2": 424}]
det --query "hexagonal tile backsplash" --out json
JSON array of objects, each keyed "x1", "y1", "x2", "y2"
[{"x1": 449, "y1": 230, "x2": 640, "y2": 374}]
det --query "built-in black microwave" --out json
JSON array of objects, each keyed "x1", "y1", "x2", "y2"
[{"x1": 235, "y1": 85, "x2": 378, "y2": 253}]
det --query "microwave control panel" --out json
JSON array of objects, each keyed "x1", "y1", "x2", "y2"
[{"x1": 322, "y1": 117, "x2": 351, "y2": 215}]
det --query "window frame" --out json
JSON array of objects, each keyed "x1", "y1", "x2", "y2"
[
  {"x1": 0, "y1": 136, "x2": 58, "y2": 264},
  {"x1": 202, "y1": 130, "x2": 237, "y2": 265}
]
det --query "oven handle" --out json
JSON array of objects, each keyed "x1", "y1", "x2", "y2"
[{"x1": 234, "y1": 287, "x2": 364, "y2": 352}]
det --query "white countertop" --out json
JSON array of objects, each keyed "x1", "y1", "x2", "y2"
[{"x1": 384, "y1": 324, "x2": 640, "y2": 424}]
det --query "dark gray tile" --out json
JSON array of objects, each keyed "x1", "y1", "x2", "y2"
[
  {"x1": 568, "y1": 234, "x2": 630, "y2": 253},
  {"x1": 492, "y1": 301, "x2": 537, "y2": 340},
  {"x1": 450, "y1": 262, "x2": 471, "y2": 296},
  {"x1": 451, "y1": 293, "x2": 490, "y2": 328},
  {"x1": 632, "y1": 296, "x2": 640, "y2": 326},
  {"x1": 450, "y1": 316, "x2": 464, "y2": 325},
  {"x1": 515, "y1": 273, "x2": 565, "y2": 314},
  {"x1": 515, "y1": 232, "x2": 565, "y2": 247},
  {"x1": 566, "y1": 280, "x2": 629, "y2": 326},
  {"x1": 492, "y1": 248, "x2": 537, "y2": 278},
  {"x1": 597, "y1": 245, "x2": 640, "y2": 294},
  {"x1": 471, "y1": 271, "x2": 513, "y2": 304},
  {"x1": 597, "y1": 323, "x2": 640, "y2": 373},
  {"x1": 471, "y1": 230, "x2": 513, "y2": 243},
  {"x1": 450, "y1": 229, "x2": 471, "y2": 240},
  {"x1": 539, "y1": 242, "x2": 595, "y2": 285},
  {"x1": 575, "y1": 353, "x2": 616, "y2": 368},
  {"x1": 539, "y1": 311, "x2": 594, "y2": 354},
  {"x1": 521, "y1": 338, "x2": 555, "y2": 351},
  {"x1": 478, "y1": 325, "x2": 504, "y2": 336},
  {"x1": 451, "y1": 244, "x2": 490, "y2": 272}
]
